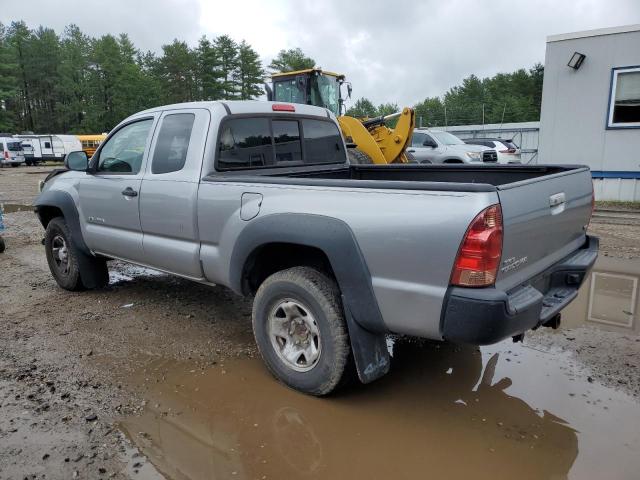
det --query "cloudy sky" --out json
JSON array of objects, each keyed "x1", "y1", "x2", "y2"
[{"x1": 2, "y1": 0, "x2": 639, "y2": 106}]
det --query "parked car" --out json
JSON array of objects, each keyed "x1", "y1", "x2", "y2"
[
  {"x1": 0, "y1": 137, "x2": 25, "y2": 167},
  {"x1": 464, "y1": 138, "x2": 522, "y2": 164},
  {"x1": 35, "y1": 101, "x2": 598, "y2": 396},
  {"x1": 408, "y1": 128, "x2": 497, "y2": 164}
]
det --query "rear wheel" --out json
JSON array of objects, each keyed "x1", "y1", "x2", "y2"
[
  {"x1": 252, "y1": 266, "x2": 351, "y2": 396},
  {"x1": 0, "y1": 236, "x2": 5, "y2": 253},
  {"x1": 347, "y1": 148, "x2": 373, "y2": 165}
]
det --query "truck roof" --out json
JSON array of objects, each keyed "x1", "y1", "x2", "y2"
[{"x1": 134, "y1": 100, "x2": 335, "y2": 119}]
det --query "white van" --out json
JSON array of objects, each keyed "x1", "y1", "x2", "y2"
[{"x1": 0, "y1": 137, "x2": 25, "y2": 167}]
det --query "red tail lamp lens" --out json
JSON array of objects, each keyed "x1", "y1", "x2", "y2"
[{"x1": 451, "y1": 204, "x2": 503, "y2": 287}]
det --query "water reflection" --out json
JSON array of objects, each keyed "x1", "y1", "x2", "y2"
[
  {"x1": 562, "y1": 256, "x2": 640, "y2": 335},
  {"x1": 121, "y1": 341, "x2": 581, "y2": 480}
]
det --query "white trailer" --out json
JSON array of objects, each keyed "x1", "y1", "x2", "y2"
[{"x1": 14, "y1": 134, "x2": 82, "y2": 163}]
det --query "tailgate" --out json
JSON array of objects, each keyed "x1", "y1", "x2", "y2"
[{"x1": 495, "y1": 167, "x2": 592, "y2": 291}]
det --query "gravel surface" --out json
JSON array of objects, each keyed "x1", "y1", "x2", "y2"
[{"x1": 1, "y1": 166, "x2": 639, "y2": 478}]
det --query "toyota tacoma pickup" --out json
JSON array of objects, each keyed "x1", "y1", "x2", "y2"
[{"x1": 35, "y1": 101, "x2": 598, "y2": 395}]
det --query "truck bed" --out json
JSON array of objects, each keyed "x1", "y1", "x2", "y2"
[
  {"x1": 205, "y1": 162, "x2": 594, "y2": 297},
  {"x1": 207, "y1": 163, "x2": 587, "y2": 193}
]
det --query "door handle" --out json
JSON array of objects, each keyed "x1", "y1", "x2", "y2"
[
  {"x1": 121, "y1": 187, "x2": 138, "y2": 197},
  {"x1": 407, "y1": 149, "x2": 415, "y2": 153}
]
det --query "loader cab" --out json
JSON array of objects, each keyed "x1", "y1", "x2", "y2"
[{"x1": 269, "y1": 68, "x2": 350, "y2": 116}]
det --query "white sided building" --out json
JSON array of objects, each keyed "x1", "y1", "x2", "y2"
[{"x1": 538, "y1": 24, "x2": 640, "y2": 201}]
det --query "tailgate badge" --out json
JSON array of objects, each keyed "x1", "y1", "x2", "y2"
[{"x1": 501, "y1": 256, "x2": 528, "y2": 273}]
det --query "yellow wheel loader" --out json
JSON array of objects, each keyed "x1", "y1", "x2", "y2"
[{"x1": 267, "y1": 68, "x2": 415, "y2": 164}]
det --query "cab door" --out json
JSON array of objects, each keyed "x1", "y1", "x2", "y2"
[
  {"x1": 79, "y1": 117, "x2": 156, "y2": 263},
  {"x1": 139, "y1": 108, "x2": 209, "y2": 279},
  {"x1": 408, "y1": 132, "x2": 440, "y2": 163}
]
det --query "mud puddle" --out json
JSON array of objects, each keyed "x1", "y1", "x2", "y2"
[
  {"x1": 119, "y1": 340, "x2": 640, "y2": 480},
  {"x1": 1, "y1": 202, "x2": 32, "y2": 213},
  {"x1": 560, "y1": 256, "x2": 639, "y2": 335}
]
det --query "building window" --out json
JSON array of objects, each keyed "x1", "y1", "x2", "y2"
[{"x1": 608, "y1": 66, "x2": 640, "y2": 128}]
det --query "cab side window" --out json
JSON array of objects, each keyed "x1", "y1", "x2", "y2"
[
  {"x1": 412, "y1": 133, "x2": 426, "y2": 147},
  {"x1": 97, "y1": 119, "x2": 153, "y2": 174},
  {"x1": 151, "y1": 114, "x2": 195, "y2": 174}
]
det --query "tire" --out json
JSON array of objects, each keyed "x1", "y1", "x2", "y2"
[
  {"x1": 347, "y1": 148, "x2": 373, "y2": 165},
  {"x1": 403, "y1": 151, "x2": 418, "y2": 163},
  {"x1": 44, "y1": 217, "x2": 108, "y2": 291},
  {"x1": 252, "y1": 266, "x2": 351, "y2": 396},
  {"x1": 0, "y1": 236, "x2": 5, "y2": 253}
]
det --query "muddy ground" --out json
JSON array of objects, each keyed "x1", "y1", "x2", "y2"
[{"x1": 1, "y1": 166, "x2": 639, "y2": 479}]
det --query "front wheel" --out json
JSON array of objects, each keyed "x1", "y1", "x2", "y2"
[
  {"x1": 44, "y1": 217, "x2": 108, "y2": 291},
  {"x1": 252, "y1": 267, "x2": 351, "y2": 396}
]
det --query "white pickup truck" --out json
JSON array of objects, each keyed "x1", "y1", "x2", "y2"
[{"x1": 35, "y1": 101, "x2": 598, "y2": 395}]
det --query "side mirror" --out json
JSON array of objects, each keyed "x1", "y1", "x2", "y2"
[
  {"x1": 347, "y1": 83, "x2": 353, "y2": 99},
  {"x1": 65, "y1": 150, "x2": 89, "y2": 171},
  {"x1": 423, "y1": 139, "x2": 437, "y2": 148},
  {"x1": 264, "y1": 82, "x2": 274, "y2": 101}
]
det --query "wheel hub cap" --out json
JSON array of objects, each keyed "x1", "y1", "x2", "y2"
[
  {"x1": 51, "y1": 235, "x2": 70, "y2": 274},
  {"x1": 268, "y1": 300, "x2": 321, "y2": 372}
]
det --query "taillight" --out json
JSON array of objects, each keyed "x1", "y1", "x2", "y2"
[
  {"x1": 451, "y1": 204, "x2": 503, "y2": 287},
  {"x1": 3, "y1": 151, "x2": 8, "y2": 160}
]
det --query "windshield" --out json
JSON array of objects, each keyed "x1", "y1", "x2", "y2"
[
  {"x1": 430, "y1": 131, "x2": 465, "y2": 145},
  {"x1": 274, "y1": 79, "x2": 306, "y2": 104},
  {"x1": 310, "y1": 74, "x2": 340, "y2": 116}
]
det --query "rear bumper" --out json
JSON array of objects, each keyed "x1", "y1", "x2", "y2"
[{"x1": 441, "y1": 235, "x2": 598, "y2": 345}]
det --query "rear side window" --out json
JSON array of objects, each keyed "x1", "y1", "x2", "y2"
[
  {"x1": 218, "y1": 118, "x2": 273, "y2": 169},
  {"x1": 216, "y1": 116, "x2": 345, "y2": 170},
  {"x1": 273, "y1": 120, "x2": 302, "y2": 164},
  {"x1": 152, "y1": 113, "x2": 195, "y2": 174},
  {"x1": 301, "y1": 119, "x2": 344, "y2": 164}
]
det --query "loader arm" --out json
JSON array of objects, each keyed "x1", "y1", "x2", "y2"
[{"x1": 338, "y1": 107, "x2": 415, "y2": 164}]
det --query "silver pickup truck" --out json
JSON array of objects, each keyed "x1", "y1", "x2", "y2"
[{"x1": 35, "y1": 101, "x2": 598, "y2": 395}]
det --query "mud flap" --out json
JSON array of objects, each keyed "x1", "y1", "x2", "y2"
[{"x1": 342, "y1": 298, "x2": 390, "y2": 384}]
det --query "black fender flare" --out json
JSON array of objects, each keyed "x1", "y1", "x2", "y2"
[
  {"x1": 34, "y1": 190, "x2": 105, "y2": 288},
  {"x1": 230, "y1": 213, "x2": 390, "y2": 383}
]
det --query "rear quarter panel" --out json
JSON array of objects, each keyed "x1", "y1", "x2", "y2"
[{"x1": 197, "y1": 181, "x2": 498, "y2": 339}]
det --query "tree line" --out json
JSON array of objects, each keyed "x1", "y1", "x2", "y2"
[
  {"x1": 346, "y1": 64, "x2": 544, "y2": 127},
  {"x1": 0, "y1": 19, "x2": 544, "y2": 134},
  {"x1": 0, "y1": 22, "x2": 313, "y2": 134}
]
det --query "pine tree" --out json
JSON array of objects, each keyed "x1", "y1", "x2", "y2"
[
  {"x1": 195, "y1": 36, "x2": 223, "y2": 100},
  {"x1": 214, "y1": 35, "x2": 239, "y2": 99},
  {"x1": 0, "y1": 23, "x2": 18, "y2": 131},
  {"x1": 157, "y1": 39, "x2": 197, "y2": 104},
  {"x1": 236, "y1": 40, "x2": 264, "y2": 100}
]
